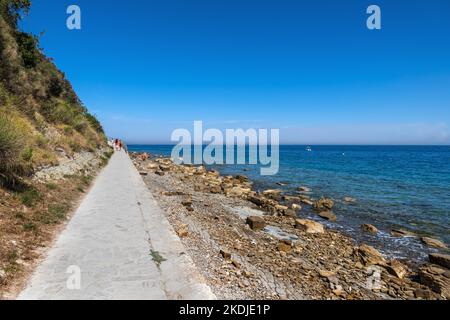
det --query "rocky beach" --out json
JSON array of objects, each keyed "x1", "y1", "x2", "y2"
[{"x1": 130, "y1": 152, "x2": 450, "y2": 300}]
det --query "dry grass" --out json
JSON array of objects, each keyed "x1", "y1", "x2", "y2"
[{"x1": 0, "y1": 168, "x2": 104, "y2": 297}]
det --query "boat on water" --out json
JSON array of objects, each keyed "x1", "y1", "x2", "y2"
[{"x1": 306, "y1": 146, "x2": 312, "y2": 152}]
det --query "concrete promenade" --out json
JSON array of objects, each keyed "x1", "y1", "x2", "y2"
[{"x1": 19, "y1": 151, "x2": 215, "y2": 300}]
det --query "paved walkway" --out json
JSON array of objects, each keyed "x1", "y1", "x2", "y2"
[{"x1": 19, "y1": 151, "x2": 215, "y2": 300}]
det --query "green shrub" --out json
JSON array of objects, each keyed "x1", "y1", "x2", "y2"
[
  {"x1": 41, "y1": 203, "x2": 69, "y2": 224},
  {"x1": 35, "y1": 134, "x2": 47, "y2": 147},
  {"x1": 19, "y1": 188, "x2": 41, "y2": 207},
  {"x1": 23, "y1": 221, "x2": 36, "y2": 231},
  {"x1": 69, "y1": 141, "x2": 81, "y2": 152},
  {"x1": 15, "y1": 31, "x2": 40, "y2": 68},
  {"x1": 45, "y1": 182, "x2": 58, "y2": 190},
  {"x1": 0, "y1": 114, "x2": 24, "y2": 183},
  {"x1": 0, "y1": 81, "x2": 9, "y2": 105},
  {"x1": 0, "y1": 0, "x2": 31, "y2": 27},
  {"x1": 73, "y1": 117, "x2": 88, "y2": 133},
  {"x1": 20, "y1": 146, "x2": 32, "y2": 161},
  {"x1": 85, "y1": 112, "x2": 104, "y2": 133},
  {"x1": 48, "y1": 76, "x2": 63, "y2": 97}
]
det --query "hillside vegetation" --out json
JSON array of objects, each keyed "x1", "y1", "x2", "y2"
[
  {"x1": 0, "y1": 1, "x2": 111, "y2": 296},
  {"x1": 0, "y1": 0, "x2": 106, "y2": 187}
]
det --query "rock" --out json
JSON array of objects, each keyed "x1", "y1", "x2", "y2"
[
  {"x1": 139, "y1": 171, "x2": 148, "y2": 176},
  {"x1": 355, "y1": 244, "x2": 386, "y2": 266},
  {"x1": 220, "y1": 249, "x2": 232, "y2": 260},
  {"x1": 421, "y1": 237, "x2": 448, "y2": 249},
  {"x1": 291, "y1": 204, "x2": 302, "y2": 212},
  {"x1": 277, "y1": 240, "x2": 292, "y2": 253},
  {"x1": 319, "y1": 270, "x2": 336, "y2": 279},
  {"x1": 263, "y1": 189, "x2": 282, "y2": 200},
  {"x1": 246, "y1": 216, "x2": 266, "y2": 231},
  {"x1": 343, "y1": 197, "x2": 357, "y2": 203},
  {"x1": 419, "y1": 264, "x2": 450, "y2": 298},
  {"x1": 429, "y1": 253, "x2": 450, "y2": 269},
  {"x1": 225, "y1": 186, "x2": 252, "y2": 197},
  {"x1": 284, "y1": 209, "x2": 297, "y2": 218},
  {"x1": 318, "y1": 211, "x2": 337, "y2": 222},
  {"x1": 209, "y1": 185, "x2": 222, "y2": 194},
  {"x1": 242, "y1": 270, "x2": 253, "y2": 278},
  {"x1": 275, "y1": 204, "x2": 289, "y2": 213},
  {"x1": 248, "y1": 195, "x2": 266, "y2": 207},
  {"x1": 361, "y1": 224, "x2": 378, "y2": 234},
  {"x1": 155, "y1": 171, "x2": 165, "y2": 176},
  {"x1": 313, "y1": 198, "x2": 334, "y2": 211},
  {"x1": 282, "y1": 195, "x2": 300, "y2": 202},
  {"x1": 231, "y1": 260, "x2": 241, "y2": 269},
  {"x1": 385, "y1": 260, "x2": 407, "y2": 279},
  {"x1": 181, "y1": 199, "x2": 193, "y2": 207},
  {"x1": 391, "y1": 229, "x2": 416, "y2": 238},
  {"x1": 176, "y1": 224, "x2": 189, "y2": 238},
  {"x1": 301, "y1": 199, "x2": 314, "y2": 206},
  {"x1": 295, "y1": 219, "x2": 325, "y2": 234},
  {"x1": 147, "y1": 163, "x2": 159, "y2": 170},
  {"x1": 235, "y1": 175, "x2": 249, "y2": 183},
  {"x1": 298, "y1": 186, "x2": 311, "y2": 193},
  {"x1": 414, "y1": 288, "x2": 435, "y2": 299}
]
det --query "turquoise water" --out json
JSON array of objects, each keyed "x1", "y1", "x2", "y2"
[{"x1": 129, "y1": 145, "x2": 450, "y2": 261}]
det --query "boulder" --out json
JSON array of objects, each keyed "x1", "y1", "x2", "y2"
[
  {"x1": 155, "y1": 171, "x2": 165, "y2": 176},
  {"x1": 429, "y1": 253, "x2": 450, "y2": 269},
  {"x1": 385, "y1": 260, "x2": 407, "y2": 279},
  {"x1": 414, "y1": 288, "x2": 436, "y2": 299},
  {"x1": 263, "y1": 189, "x2": 282, "y2": 200},
  {"x1": 295, "y1": 219, "x2": 325, "y2": 234},
  {"x1": 343, "y1": 197, "x2": 357, "y2": 203},
  {"x1": 235, "y1": 175, "x2": 249, "y2": 183},
  {"x1": 361, "y1": 224, "x2": 378, "y2": 234},
  {"x1": 313, "y1": 198, "x2": 334, "y2": 211},
  {"x1": 246, "y1": 216, "x2": 266, "y2": 231},
  {"x1": 275, "y1": 204, "x2": 289, "y2": 213},
  {"x1": 355, "y1": 244, "x2": 386, "y2": 266},
  {"x1": 298, "y1": 186, "x2": 311, "y2": 193},
  {"x1": 277, "y1": 240, "x2": 292, "y2": 253},
  {"x1": 220, "y1": 249, "x2": 232, "y2": 260},
  {"x1": 421, "y1": 237, "x2": 448, "y2": 249},
  {"x1": 282, "y1": 195, "x2": 300, "y2": 202},
  {"x1": 181, "y1": 199, "x2": 193, "y2": 207},
  {"x1": 139, "y1": 171, "x2": 148, "y2": 176},
  {"x1": 318, "y1": 211, "x2": 337, "y2": 222},
  {"x1": 419, "y1": 264, "x2": 450, "y2": 298},
  {"x1": 147, "y1": 163, "x2": 159, "y2": 170},
  {"x1": 231, "y1": 259, "x2": 241, "y2": 269},
  {"x1": 209, "y1": 185, "x2": 222, "y2": 194},
  {"x1": 284, "y1": 209, "x2": 298, "y2": 218},
  {"x1": 176, "y1": 224, "x2": 189, "y2": 238},
  {"x1": 228, "y1": 186, "x2": 252, "y2": 197},
  {"x1": 301, "y1": 199, "x2": 314, "y2": 206},
  {"x1": 391, "y1": 229, "x2": 416, "y2": 238},
  {"x1": 291, "y1": 204, "x2": 302, "y2": 212},
  {"x1": 248, "y1": 195, "x2": 267, "y2": 207}
]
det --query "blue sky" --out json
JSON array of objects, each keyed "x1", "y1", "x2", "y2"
[{"x1": 21, "y1": 0, "x2": 450, "y2": 144}]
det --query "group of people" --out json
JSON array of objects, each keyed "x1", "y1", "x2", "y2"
[{"x1": 110, "y1": 138, "x2": 127, "y2": 153}]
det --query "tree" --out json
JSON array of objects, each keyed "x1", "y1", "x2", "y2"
[{"x1": 0, "y1": 0, "x2": 31, "y2": 26}]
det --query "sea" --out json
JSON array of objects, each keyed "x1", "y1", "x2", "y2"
[{"x1": 128, "y1": 145, "x2": 450, "y2": 263}]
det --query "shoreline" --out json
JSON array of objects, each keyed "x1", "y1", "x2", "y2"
[{"x1": 131, "y1": 152, "x2": 449, "y2": 300}]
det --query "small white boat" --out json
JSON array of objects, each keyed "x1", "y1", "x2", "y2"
[{"x1": 306, "y1": 146, "x2": 312, "y2": 152}]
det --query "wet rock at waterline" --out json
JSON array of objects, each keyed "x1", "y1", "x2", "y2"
[
  {"x1": 361, "y1": 224, "x2": 378, "y2": 234},
  {"x1": 295, "y1": 219, "x2": 325, "y2": 234}
]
